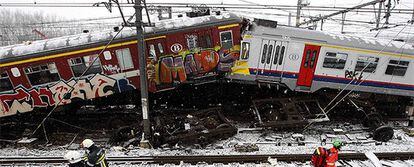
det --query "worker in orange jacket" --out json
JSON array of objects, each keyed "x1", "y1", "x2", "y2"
[{"x1": 325, "y1": 140, "x2": 343, "y2": 167}]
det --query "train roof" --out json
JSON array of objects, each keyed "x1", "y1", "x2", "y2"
[
  {"x1": 0, "y1": 13, "x2": 241, "y2": 64},
  {"x1": 252, "y1": 23, "x2": 414, "y2": 56}
]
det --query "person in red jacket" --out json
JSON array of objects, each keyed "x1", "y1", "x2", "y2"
[
  {"x1": 311, "y1": 140, "x2": 343, "y2": 167},
  {"x1": 325, "y1": 140, "x2": 343, "y2": 167}
]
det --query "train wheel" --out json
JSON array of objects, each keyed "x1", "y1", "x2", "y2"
[{"x1": 373, "y1": 125, "x2": 394, "y2": 142}]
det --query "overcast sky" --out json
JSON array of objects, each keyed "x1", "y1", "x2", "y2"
[
  {"x1": 1, "y1": 0, "x2": 414, "y2": 39},
  {"x1": 1, "y1": 0, "x2": 393, "y2": 20}
]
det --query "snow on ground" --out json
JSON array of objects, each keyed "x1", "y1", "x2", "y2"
[
  {"x1": 0, "y1": 123, "x2": 413, "y2": 167},
  {"x1": 3, "y1": 124, "x2": 414, "y2": 157},
  {"x1": 5, "y1": 160, "x2": 414, "y2": 167}
]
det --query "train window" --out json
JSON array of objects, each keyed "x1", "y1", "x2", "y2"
[
  {"x1": 279, "y1": 46, "x2": 285, "y2": 65},
  {"x1": 116, "y1": 48, "x2": 134, "y2": 70},
  {"x1": 323, "y1": 52, "x2": 348, "y2": 69},
  {"x1": 261, "y1": 44, "x2": 268, "y2": 64},
  {"x1": 11, "y1": 67, "x2": 21, "y2": 77},
  {"x1": 266, "y1": 45, "x2": 273, "y2": 64},
  {"x1": 273, "y1": 45, "x2": 280, "y2": 65},
  {"x1": 103, "y1": 51, "x2": 112, "y2": 60},
  {"x1": 157, "y1": 43, "x2": 164, "y2": 54},
  {"x1": 355, "y1": 56, "x2": 379, "y2": 73},
  {"x1": 25, "y1": 63, "x2": 60, "y2": 86},
  {"x1": 69, "y1": 54, "x2": 102, "y2": 77},
  {"x1": 241, "y1": 42, "x2": 250, "y2": 60},
  {"x1": 220, "y1": 31, "x2": 233, "y2": 50},
  {"x1": 304, "y1": 50, "x2": 311, "y2": 68},
  {"x1": 149, "y1": 44, "x2": 156, "y2": 58},
  {"x1": 205, "y1": 35, "x2": 212, "y2": 48},
  {"x1": 199, "y1": 34, "x2": 213, "y2": 48},
  {"x1": 385, "y1": 60, "x2": 409, "y2": 76},
  {"x1": 310, "y1": 50, "x2": 317, "y2": 68},
  {"x1": 186, "y1": 34, "x2": 198, "y2": 50},
  {"x1": 0, "y1": 71, "x2": 13, "y2": 92}
]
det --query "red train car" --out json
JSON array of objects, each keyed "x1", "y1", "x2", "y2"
[{"x1": 0, "y1": 13, "x2": 242, "y2": 118}]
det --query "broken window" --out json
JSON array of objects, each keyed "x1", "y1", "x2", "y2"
[
  {"x1": 25, "y1": 63, "x2": 60, "y2": 86},
  {"x1": 220, "y1": 31, "x2": 233, "y2": 50},
  {"x1": 69, "y1": 54, "x2": 102, "y2": 77},
  {"x1": 116, "y1": 48, "x2": 134, "y2": 70},
  {"x1": 385, "y1": 60, "x2": 409, "y2": 76},
  {"x1": 0, "y1": 71, "x2": 13, "y2": 92},
  {"x1": 186, "y1": 34, "x2": 198, "y2": 50},
  {"x1": 323, "y1": 52, "x2": 348, "y2": 69},
  {"x1": 355, "y1": 56, "x2": 379, "y2": 73},
  {"x1": 240, "y1": 42, "x2": 250, "y2": 60}
]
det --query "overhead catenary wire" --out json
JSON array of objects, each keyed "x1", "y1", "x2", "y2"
[{"x1": 1, "y1": 2, "x2": 413, "y2": 14}]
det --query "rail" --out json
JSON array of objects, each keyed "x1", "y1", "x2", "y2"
[{"x1": 1, "y1": 152, "x2": 413, "y2": 164}]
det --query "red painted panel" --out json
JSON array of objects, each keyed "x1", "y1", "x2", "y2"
[
  {"x1": 297, "y1": 44, "x2": 321, "y2": 87},
  {"x1": 54, "y1": 60, "x2": 72, "y2": 80}
]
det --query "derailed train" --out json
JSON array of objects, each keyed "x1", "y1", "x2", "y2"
[{"x1": 0, "y1": 12, "x2": 413, "y2": 121}]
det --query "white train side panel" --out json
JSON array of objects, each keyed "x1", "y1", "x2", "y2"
[{"x1": 230, "y1": 22, "x2": 414, "y2": 97}]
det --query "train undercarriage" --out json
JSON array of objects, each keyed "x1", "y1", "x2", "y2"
[{"x1": 0, "y1": 79, "x2": 412, "y2": 147}]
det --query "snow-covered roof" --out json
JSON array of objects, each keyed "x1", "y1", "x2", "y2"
[
  {"x1": 254, "y1": 24, "x2": 414, "y2": 56},
  {"x1": 0, "y1": 13, "x2": 241, "y2": 63}
]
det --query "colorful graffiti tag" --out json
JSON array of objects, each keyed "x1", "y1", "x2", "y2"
[
  {"x1": 0, "y1": 73, "x2": 135, "y2": 117},
  {"x1": 153, "y1": 47, "x2": 240, "y2": 85}
]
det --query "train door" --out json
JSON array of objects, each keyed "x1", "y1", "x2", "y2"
[
  {"x1": 297, "y1": 44, "x2": 321, "y2": 87},
  {"x1": 270, "y1": 41, "x2": 288, "y2": 78},
  {"x1": 257, "y1": 39, "x2": 270, "y2": 75}
]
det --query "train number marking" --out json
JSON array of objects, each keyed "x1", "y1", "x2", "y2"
[{"x1": 171, "y1": 43, "x2": 183, "y2": 53}]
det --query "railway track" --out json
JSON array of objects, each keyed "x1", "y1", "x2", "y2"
[{"x1": 1, "y1": 152, "x2": 413, "y2": 165}]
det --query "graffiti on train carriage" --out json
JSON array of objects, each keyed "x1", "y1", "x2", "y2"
[
  {"x1": 151, "y1": 46, "x2": 240, "y2": 85},
  {"x1": 0, "y1": 74, "x2": 135, "y2": 117}
]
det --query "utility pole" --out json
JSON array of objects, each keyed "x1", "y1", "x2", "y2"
[
  {"x1": 134, "y1": 0, "x2": 151, "y2": 148},
  {"x1": 296, "y1": 0, "x2": 302, "y2": 27},
  {"x1": 341, "y1": 13, "x2": 346, "y2": 34},
  {"x1": 288, "y1": 13, "x2": 292, "y2": 26},
  {"x1": 412, "y1": 0, "x2": 414, "y2": 24},
  {"x1": 384, "y1": 0, "x2": 392, "y2": 24},
  {"x1": 298, "y1": 0, "x2": 383, "y2": 26},
  {"x1": 320, "y1": 18, "x2": 324, "y2": 31},
  {"x1": 376, "y1": 1, "x2": 383, "y2": 28}
]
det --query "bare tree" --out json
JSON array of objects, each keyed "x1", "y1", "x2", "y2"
[{"x1": 0, "y1": 9, "x2": 119, "y2": 46}]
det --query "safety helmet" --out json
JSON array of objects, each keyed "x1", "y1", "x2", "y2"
[
  {"x1": 81, "y1": 139, "x2": 94, "y2": 148},
  {"x1": 64, "y1": 151, "x2": 82, "y2": 164},
  {"x1": 333, "y1": 140, "x2": 343, "y2": 149}
]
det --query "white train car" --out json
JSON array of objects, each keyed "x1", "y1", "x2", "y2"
[{"x1": 230, "y1": 20, "x2": 414, "y2": 97}]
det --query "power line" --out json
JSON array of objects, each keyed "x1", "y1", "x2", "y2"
[{"x1": 1, "y1": 2, "x2": 413, "y2": 14}]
